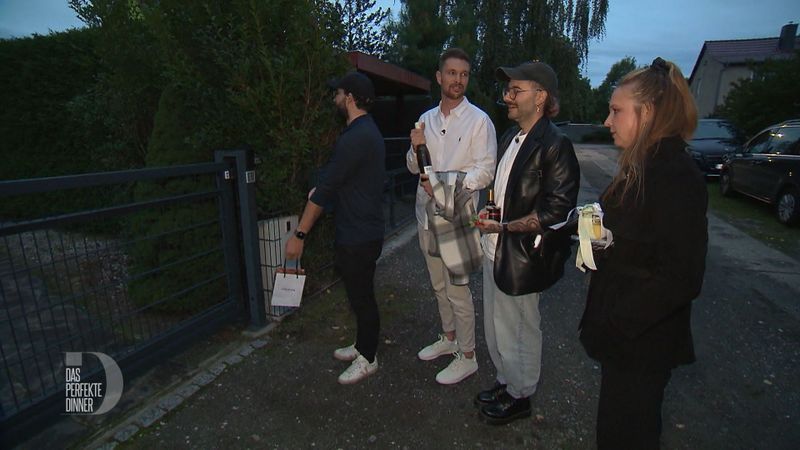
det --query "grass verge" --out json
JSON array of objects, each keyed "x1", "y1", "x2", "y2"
[{"x1": 706, "y1": 181, "x2": 800, "y2": 259}]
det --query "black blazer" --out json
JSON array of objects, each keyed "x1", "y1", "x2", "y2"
[
  {"x1": 579, "y1": 136, "x2": 708, "y2": 370},
  {"x1": 493, "y1": 117, "x2": 580, "y2": 295}
]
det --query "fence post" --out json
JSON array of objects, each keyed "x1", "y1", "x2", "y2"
[
  {"x1": 215, "y1": 154, "x2": 245, "y2": 322},
  {"x1": 215, "y1": 149, "x2": 266, "y2": 329}
]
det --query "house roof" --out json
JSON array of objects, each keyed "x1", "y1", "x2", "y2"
[
  {"x1": 346, "y1": 51, "x2": 431, "y2": 96},
  {"x1": 689, "y1": 36, "x2": 800, "y2": 83}
]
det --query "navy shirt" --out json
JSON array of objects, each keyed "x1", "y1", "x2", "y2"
[{"x1": 311, "y1": 114, "x2": 385, "y2": 246}]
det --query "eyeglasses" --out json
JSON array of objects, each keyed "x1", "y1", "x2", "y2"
[{"x1": 502, "y1": 86, "x2": 543, "y2": 100}]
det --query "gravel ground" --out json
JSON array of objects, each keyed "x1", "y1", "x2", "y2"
[{"x1": 121, "y1": 230, "x2": 602, "y2": 449}]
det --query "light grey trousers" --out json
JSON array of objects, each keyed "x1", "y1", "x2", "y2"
[
  {"x1": 418, "y1": 226, "x2": 476, "y2": 353},
  {"x1": 482, "y1": 257, "x2": 542, "y2": 399}
]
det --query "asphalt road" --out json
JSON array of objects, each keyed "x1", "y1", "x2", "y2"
[{"x1": 119, "y1": 144, "x2": 799, "y2": 450}]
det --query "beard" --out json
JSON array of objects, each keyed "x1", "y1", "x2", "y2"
[
  {"x1": 442, "y1": 84, "x2": 465, "y2": 101},
  {"x1": 335, "y1": 102, "x2": 348, "y2": 121}
]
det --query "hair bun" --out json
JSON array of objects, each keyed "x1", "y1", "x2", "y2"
[{"x1": 650, "y1": 57, "x2": 670, "y2": 74}]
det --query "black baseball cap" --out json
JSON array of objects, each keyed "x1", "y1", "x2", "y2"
[
  {"x1": 496, "y1": 61, "x2": 558, "y2": 96},
  {"x1": 328, "y1": 71, "x2": 375, "y2": 104}
]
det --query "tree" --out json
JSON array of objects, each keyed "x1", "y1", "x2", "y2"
[
  {"x1": 67, "y1": 0, "x2": 163, "y2": 170},
  {"x1": 383, "y1": 0, "x2": 450, "y2": 78},
  {"x1": 333, "y1": 0, "x2": 391, "y2": 56},
  {"x1": 720, "y1": 53, "x2": 800, "y2": 139},
  {"x1": 0, "y1": 29, "x2": 117, "y2": 221},
  {"x1": 66, "y1": 0, "x2": 350, "y2": 312},
  {"x1": 590, "y1": 56, "x2": 638, "y2": 123},
  {"x1": 383, "y1": 0, "x2": 609, "y2": 124}
]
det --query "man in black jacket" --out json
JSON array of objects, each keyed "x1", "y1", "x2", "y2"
[
  {"x1": 474, "y1": 61, "x2": 580, "y2": 425},
  {"x1": 285, "y1": 72, "x2": 385, "y2": 385}
]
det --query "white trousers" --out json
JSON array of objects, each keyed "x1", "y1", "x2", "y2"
[{"x1": 418, "y1": 226, "x2": 475, "y2": 353}]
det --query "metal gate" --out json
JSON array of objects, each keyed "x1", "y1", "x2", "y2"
[{"x1": 0, "y1": 149, "x2": 262, "y2": 434}]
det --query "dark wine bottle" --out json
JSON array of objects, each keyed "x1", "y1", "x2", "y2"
[
  {"x1": 414, "y1": 122, "x2": 433, "y2": 181},
  {"x1": 486, "y1": 188, "x2": 501, "y2": 222}
]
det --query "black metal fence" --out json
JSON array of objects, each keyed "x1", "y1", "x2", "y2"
[
  {"x1": 0, "y1": 150, "x2": 259, "y2": 433},
  {"x1": 0, "y1": 143, "x2": 419, "y2": 433}
]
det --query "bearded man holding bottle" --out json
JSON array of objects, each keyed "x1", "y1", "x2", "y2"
[{"x1": 406, "y1": 47, "x2": 497, "y2": 385}]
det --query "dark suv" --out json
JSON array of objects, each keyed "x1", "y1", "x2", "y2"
[
  {"x1": 688, "y1": 119, "x2": 740, "y2": 176},
  {"x1": 720, "y1": 119, "x2": 800, "y2": 225}
]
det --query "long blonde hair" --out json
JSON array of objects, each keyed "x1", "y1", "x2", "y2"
[{"x1": 604, "y1": 57, "x2": 698, "y2": 205}]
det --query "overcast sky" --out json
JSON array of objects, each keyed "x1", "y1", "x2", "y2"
[{"x1": 1, "y1": 0, "x2": 797, "y2": 86}]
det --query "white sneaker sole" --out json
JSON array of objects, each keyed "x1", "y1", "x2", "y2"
[
  {"x1": 435, "y1": 364, "x2": 478, "y2": 385},
  {"x1": 337, "y1": 368, "x2": 377, "y2": 385},
  {"x1": 333, "y1": 345, "x2": 359, "y2": 362},
  {"x1": 418, "y1": 351, "x2": 451, "y2": 361},
  {"x1": 417, "y1": 346, "x2": 458, "y2": 361}
]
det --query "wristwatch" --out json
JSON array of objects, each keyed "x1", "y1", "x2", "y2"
[{"x1": 295, "y1": 230, "x2": 306, "y2": 240}]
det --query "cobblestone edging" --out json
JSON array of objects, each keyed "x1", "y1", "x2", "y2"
[{"x1": 88, "y1": 337, "x2": 273, "y2": 449}]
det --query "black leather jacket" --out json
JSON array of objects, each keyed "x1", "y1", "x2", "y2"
[{"x1": 493, "y1": 117, "x2": 580, "y2": 295}]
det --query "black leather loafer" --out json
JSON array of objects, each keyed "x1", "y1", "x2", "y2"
[
  {"x1": 473, "y1": 382, "x2": 507, "y2": 407},
  {"x1": 479, "y1": 392, "x2": 531, "y2": 425}
]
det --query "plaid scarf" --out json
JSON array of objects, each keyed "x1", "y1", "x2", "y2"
[{"x1": 425, "y1": 171, "x2": 484, "y2": 285}]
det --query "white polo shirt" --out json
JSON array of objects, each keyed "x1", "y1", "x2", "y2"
[{"x1": 406, "y1": 97, "x2": 497, "y2": 227}]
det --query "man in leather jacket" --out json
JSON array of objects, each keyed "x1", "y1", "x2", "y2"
[{"x1": 474, "y1": 61, "x2": 580, "y2": 425}]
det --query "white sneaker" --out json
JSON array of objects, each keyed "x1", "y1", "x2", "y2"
[
  {"x1": 333, "y1": 344, "x2": 359, "y2": 361},
  {"x1": 337, "y1": 355, "x2": 378, "y2": 385},
  {"x1": 435, "y1": 351, "x2": 478, "y2": 385},
  {"x1": 417, "y1": 334, "x2": 458, "y2": 361}
]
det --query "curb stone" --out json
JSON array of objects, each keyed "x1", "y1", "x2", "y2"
[
  {"x1": 157, "y1": 394, "x2": 185, "y2": 412},
  {"x1": 209, "y1": 363, "x2": 227, "y2": 376},
  {"x1": 113, "y1": 424, "x2": 139, "y2": 443},
  {"x1": 176, "y1": 383, "x2": 201, "y2": 399},
  {"x1": 135, "y1": 406, "x2": 167, "y2": 428},
  {"x1": 251, "y1": 338, "x2": 269, "y2": 348},
  {"x1": 224, "y1": 354, "x2": 244, "y2": 365},
  {"x1": 191, "y1": 371, "x2": 216, "y2": 386}
]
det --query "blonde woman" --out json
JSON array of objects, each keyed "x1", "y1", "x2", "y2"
[{"x1": 579, "y1": 58, "x2": 708, "y2": 449}]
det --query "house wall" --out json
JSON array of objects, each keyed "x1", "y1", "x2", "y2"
[
  {"x1": 691, "y1": 54, "x2": 724, "y2": 118},
  {"x1": 717, "y1": 66, "x2": 753, "y2": 109},
  {"x1": 691, "y1": 54, "x2": 754, "y2": 118}
]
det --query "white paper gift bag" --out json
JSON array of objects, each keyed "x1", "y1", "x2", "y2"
[{"x1": 271, "y1": 261, "x2": 306, "y2": 308}]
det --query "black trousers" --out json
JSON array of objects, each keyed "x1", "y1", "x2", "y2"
[
  {"x1": 334, "y1": 239, "x2": 383, "y2": 363},
  {"x1": 597, "y1": 362, "x2": 672, "y2": 450}
]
